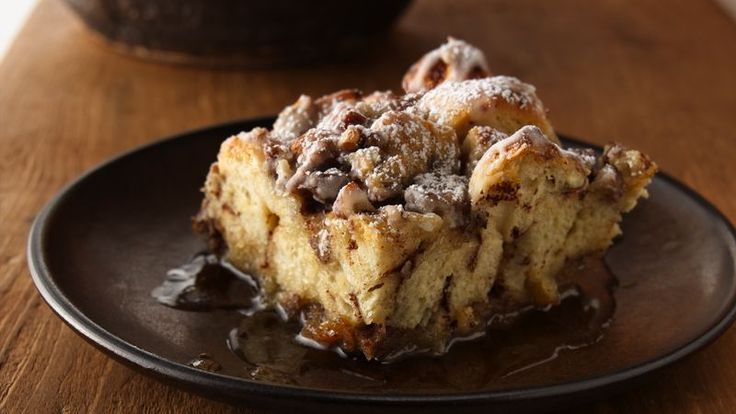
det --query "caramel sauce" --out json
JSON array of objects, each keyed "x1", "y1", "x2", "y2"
[
  {"x1": 188, "y1": 353, "x2": 222, "y2": 372},
  {"x1": 153, "y1": 254, "x2": 616, "y2": 391},
  {"x1": 152, "y1": 253, "x2": 265, "y2": 314}
]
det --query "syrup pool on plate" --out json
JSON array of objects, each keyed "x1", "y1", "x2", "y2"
[{"x1": 153, "y1": 253, "x2": 617, "y2": 391}]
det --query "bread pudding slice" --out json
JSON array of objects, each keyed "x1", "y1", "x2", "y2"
[{"x1": 194, "y1": 38, "x2": 656, "y2": 359}]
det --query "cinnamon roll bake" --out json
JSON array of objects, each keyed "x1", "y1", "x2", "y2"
[{"x1": 194, "y1": 38, "x2": 656, "y2": 359}]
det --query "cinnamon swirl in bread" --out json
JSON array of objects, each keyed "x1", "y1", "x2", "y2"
[{"x1": 194, "y1": 38, "x2": 656, "y2": 359}]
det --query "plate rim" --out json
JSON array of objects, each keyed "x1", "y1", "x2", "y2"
[{"x1": 26, "y1": 118, "x2": 736, "y2": 406}]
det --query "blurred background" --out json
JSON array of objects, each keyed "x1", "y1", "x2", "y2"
[
  {"x1": 3, "y1": 0, "x2": 736, "y2": 64},
  {"x1": 0, "y1": 1, "x2": 37, "y2": 60}
]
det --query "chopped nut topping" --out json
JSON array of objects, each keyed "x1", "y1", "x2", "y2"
[
  {"x1": 300, "y1": 168, "x2": 350, "y2": 203},
  {"x1": 264, "y1": 41, "x2": 570, "y2": 219},
  {"x1": 463, "y1": 126, "x2": 509, "y2": 175},
  {"x1": 405, "y1": 173, "x2": 470, "y2": 227}
]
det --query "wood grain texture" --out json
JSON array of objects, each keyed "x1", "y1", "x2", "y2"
[{"x1": 1, "y1": 0, "x2": 735, "y2": 412}]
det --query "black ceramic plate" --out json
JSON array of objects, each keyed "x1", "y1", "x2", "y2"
[{"x1": 28, "y1": 118, "x2": 736, "y2": 413}]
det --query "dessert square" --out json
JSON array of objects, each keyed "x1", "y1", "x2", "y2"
[{"x1": 194, "y1": 38, "x2": 656, "y2": 359}]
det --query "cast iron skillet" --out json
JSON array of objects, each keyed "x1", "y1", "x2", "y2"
[{"x1": 27, "y1": 118, "x2": 736, "y2": 413}]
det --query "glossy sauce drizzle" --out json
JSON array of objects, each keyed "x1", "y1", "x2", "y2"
[{"x1": 153, "y1": 253, "x2": 616, "y2": 391}]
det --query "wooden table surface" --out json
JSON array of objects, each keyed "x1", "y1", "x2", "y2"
[{"x1": 1, "y1": 0, "x2": 735, "y2": 412}]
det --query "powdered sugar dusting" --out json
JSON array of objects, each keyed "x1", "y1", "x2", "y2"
[
  {"x1": 416, "y1": 76, "x2": 544, "y2": 126},
  {"x1": 273, "y1": 95, "x2": 316, "y2": 143},
  {"x1": 480, "y1": 125, "x2": 560, "y2": 168},
  {"x1": 261, "y1": 39, "x2": 561, "y2": 218},
  {"x1": 438, "y1": 38, "x2": 489, "y2": 73},
  {"x1": 464, "y1": 126, "x2": 510, "y2": 175},
  {"x1": 410, "y1": 173, "x2": 468, "y2": 205},
  {"x1": 354, "y1": 111, "x2": 461, "y2": 201},
  {"x1": 404, "y1": 173, "x2": 469, "y2": 227},
  {"x1": 403, "y1": 37, "x2": 490, "y2": 93}
]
